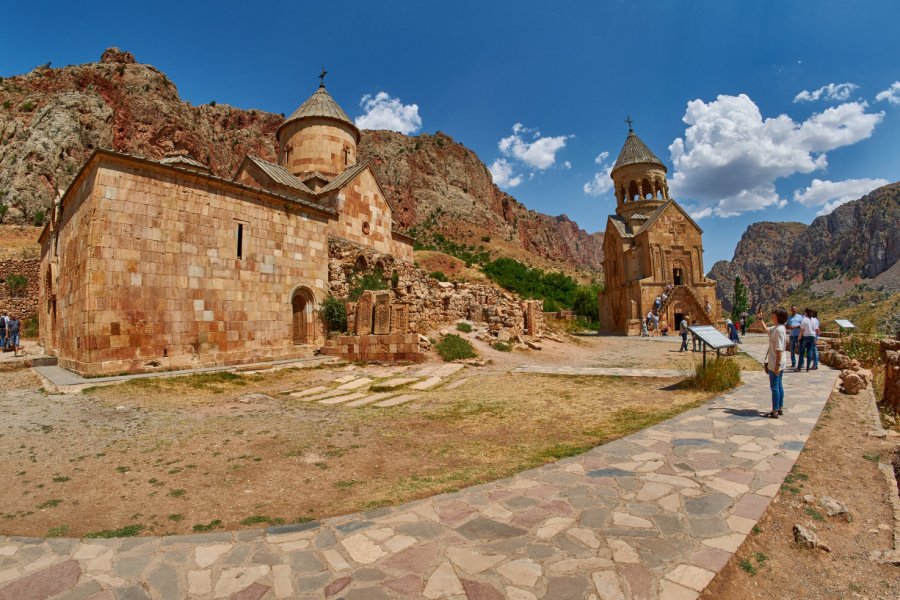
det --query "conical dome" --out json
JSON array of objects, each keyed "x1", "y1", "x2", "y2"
[
  {"x1": 612, "y1": 130, "x2": 666, "y2": 173},
  {"x1": 278, "y1": 85, "x2": 359, "y2": 141}
]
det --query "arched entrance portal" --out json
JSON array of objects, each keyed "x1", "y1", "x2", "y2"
[{"x1": 291, "y1": 288, "x2": 316, "y2": 345}]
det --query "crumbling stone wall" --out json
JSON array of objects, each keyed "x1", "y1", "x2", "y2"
[
  {"x1": 0, "y1": 258, "x2": 40, "y2": 318},
  {"x1": 328, "y1": 237, "x2": 543, "y2": 338},
  {"x1": 880, "y1": 339, "x2": 900, "y2": 415}
]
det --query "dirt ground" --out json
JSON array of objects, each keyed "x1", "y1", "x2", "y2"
[
  {"x1": 0, "y1": 224, "x2": 41, "y2": 259},
  {"x1": 0, "y1": 342, "x2": 717, "y2": 538},
  {"x1": 701, "y1": 385, "x2": 900, "y2": 599}
]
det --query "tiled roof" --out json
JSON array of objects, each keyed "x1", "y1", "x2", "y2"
[
  {"x1": 318, "y1": 163, "x2": 368, "y2": 194},
  {"x1": 280, "y1": 86, "x2": 359, "y2": 138},
  {"x1": 608, "y1": 216, "x2": 633, "y2": 238},
  {"x1": 245, "y1": 156, "x2": 314, "y2": 194},
  {"x1": 159, "y1": 154, "x2": 210, "y2": 172},
  {"x1": 612, "y1": 130, "x2": 666, "y2": 172}
]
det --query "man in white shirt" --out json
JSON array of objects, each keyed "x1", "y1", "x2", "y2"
[{"x1": 795, "y1": 308, "x2": 816, "y2": 372}]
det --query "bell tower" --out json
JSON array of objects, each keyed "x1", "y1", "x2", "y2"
[{"x1": 610, "y1": 119, "x2": 669, "y2": 221}]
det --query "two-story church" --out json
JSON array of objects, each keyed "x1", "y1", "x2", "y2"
[{"x1": 598, "y1": 124, "x2": 722, "y2": 335}]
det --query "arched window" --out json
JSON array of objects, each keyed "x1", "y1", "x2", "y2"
[
  {"x1": 354, "y1": 255, "x2": 368, "y2": 273},
  {"x1": 291, "y1": 287, "x2": 316, "y2": 345},
  {"x1": 628, "y1": 180, "x2": 639, "y2": 201},
  {"x1": 642, "y1": 178, "x2": 653, "y2": 200}
]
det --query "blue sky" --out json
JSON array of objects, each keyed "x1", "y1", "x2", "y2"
[{"x1": 2, "y1": 0, "x2": 899, "y2": 266}]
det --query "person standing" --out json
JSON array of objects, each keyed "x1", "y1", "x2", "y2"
[
  {"x1": 0, "y1": 312, "x2": 7, "y2": 352},
  {"x1": 7, "y1": 314, "x2": 20, "y2": 357},
  {"x1": 796, "y1": 308, "x2": 816, "y2": 372},
  {"x1": 786, "y1": 306, "x2": 802, "y2": 368},
  {"x1": 739, "y1": 313, "x2": 747, "y2": 336},
  {"x1": 765, "y1": 307, "x2": 789, "y2": 418},
  {"x1": 679, "y1": 316, "x2": 689, "y2": 351},
  {"x1": 727, "y1": 318, "x2": 741, "y2": 344},
  {"x1": 652, "y1": 312, "x2": 660, "y2": 337},
  {"x1": 810, "y1": 309, "x2": 821, "y2": 370},
  {"x1": 705, "y1": 300, "x2": 712, "y2": 317}
]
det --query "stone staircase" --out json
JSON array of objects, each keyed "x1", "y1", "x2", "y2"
[{"x1": 651, "y1": 284, "x2": 712, "y2": 325}]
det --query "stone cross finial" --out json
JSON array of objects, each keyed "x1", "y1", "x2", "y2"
[
  {"x1": 625, "y1": 116, "x2": 634, "y2": 132},
  {"x1": 319, "y1": 67, "x2": 328, "y2": 88}
]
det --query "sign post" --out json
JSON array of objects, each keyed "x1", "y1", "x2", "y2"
[
  {"x1": 688, "y1": 325, "x2": 736, "y2": 368},
  {"x1": 834, "y1": 319, "x2": 855, "y2": 337}
]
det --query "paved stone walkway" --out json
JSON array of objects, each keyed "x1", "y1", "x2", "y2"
[
  {"x1": 0, "y1": 357, "x2": 838, "y2": 600},
  {"x1": 513, "y1": 366, "x2": 685, "y2": 378}
]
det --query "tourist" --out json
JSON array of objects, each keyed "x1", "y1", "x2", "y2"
[
  {"x1": 661, "y1": 291, "x2": 668, "y2": 305},
  {"x1": 796, "y1": 308, "x2": 816, "y2": 372},
  {"x1": 652, "y1": 312, "x2": 660, "y2": 336},
  {"x1": 7, "y1": 314, "x2": 20, "y2": 357},
  {"x1": 691, "y1": 328, "x2": 702, "y2": 352},
  {"x1": 654, "y1": 296, "x2": 662, "y2": 311},
  {"x1": 646, "y1": 311, "x2": 654, "y2": 335},
  {"x1": 661, "y1": 322, "x2": 669, "y2": 336},
  {"x1": 739, "y1": 313, "x2": 747, "y2": 336},
  {"x1": 726, "y1": 318, "x2": 741, "y2": 344},
  {"x1": 641, "y1": 318, "x2": 649, "y2": 337},
  {"x1": 765, "y1": 307, "x2": 789, "y2": 418},
  {"x1": 679, "y1": 316, "x2": 689, "y2": 351},
  {"x1": 705, "y1": 300, "x2": 712, "y2": 316},
  {"x1": 787, "y1": 305, "x2": 802, "y2": 367},
  {"x1": 0, "y1": 312, "x2": 7, "y2": 352},
  {"x1": 810, "y1": 309, "x2": 820, "y2": 370}
]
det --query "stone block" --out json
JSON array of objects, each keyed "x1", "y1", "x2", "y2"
[
  {"x1": 373, "y1": 292, "x2": 392, "y2": 335},
  {"x1": 355, "y1": 291, "x2": 375, "y2": 336}
]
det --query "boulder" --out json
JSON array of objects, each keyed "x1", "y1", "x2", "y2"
[
  {"x1": 840, "y1": 371, "x2": 866, "y2": 395},
  {"x1": 793, "y1": 524, "x2": 830, "y2": 551},
  {"x1": 819, "y1": 496, "x2": 849, "y2": 519}
]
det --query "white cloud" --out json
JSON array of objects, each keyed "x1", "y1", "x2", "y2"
[
  {"x1": 793, "y1": 82, "x2": 858, "y2": 103},
  {"x1": 488, "y1": 123, "x2": 571, "y2": 189},
  {"x1": 668, "y1": 93, "x2": 883, "y2": 218},
  {"x1": 488, "y1": 158, "x2": 522, "y2": 188},
  {"x1": 793, "y1": 177, "x2": 889, "y2": 216},
  {"x1": 354, "y1": 92, "x2": 422, "y2": 134},
  {"x1": 583, "y1": 151, "x2": 614, "y2": 196},
  {"x1": 498, "y1": 123, "x2": 570, "y2": 170},
  {"x1": 876, "y1": 81, "x2": 900, "y2": 105}
]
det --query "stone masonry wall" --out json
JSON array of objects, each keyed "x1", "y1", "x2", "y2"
[
  {"x1": 0, "y1": 258, "x2": 40, "y2": 318},
  {"x1": 328, "y1": 237, "x2": 543, "y2": 338}
]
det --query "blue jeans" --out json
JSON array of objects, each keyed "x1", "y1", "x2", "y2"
[
  {"x1": 789, "y1": 334, "x2": 800, "y2": 366},
  {"x1": 680, "y1": 333, "x2": 688, "y2": 351},
  {"x1": 768, "y1": 369, "x2": 784, "y2": 412},
  {"x1": 812, "y1": 337, "x2": 819, "y2": 368},
  {"x1": 798, "y1": 336, "x2": 815, "y2": 369}
]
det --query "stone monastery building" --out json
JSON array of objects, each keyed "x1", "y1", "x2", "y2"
[
  {"x1": 598, "y1": 125, "x2": 722, "y2": 335},
  {"x1": 39, "y1": 82, "x2": 417, "y2": 375}
]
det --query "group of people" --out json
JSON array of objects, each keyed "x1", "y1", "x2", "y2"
[
  {"x1": 763, "y1": 305, "x2": 821, "y2": 420},
  {"x1": 0, "y1": 312, "x2": 22, "y2": 356}
]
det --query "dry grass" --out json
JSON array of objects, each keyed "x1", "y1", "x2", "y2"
[
  {"x1": 0, "y1": 225, "x2": 41, "y2": 259},
  {"x1": 1, "y1": 366, "x2": 713, "y2": 537}
]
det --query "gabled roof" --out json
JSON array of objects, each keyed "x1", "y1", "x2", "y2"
[
  {"x1": 300, "y1": 171, "x2": 333, "y2": 185},
  {"x1": 318, "y1": 162, "x2": 368, "y2": 194},
  {"x1": 240, "y1": 156, "x2": 314, "y2": 195},
  {"x1": 612, "y1": 129, "x2": 666, "y2": 172},
  {"x1": 278, "y1": 85, "x2": 360, "y2": 140},
  {"x1": 159, "y1": 154, "x2": 210, "y2": 173},
  {"x1": 607, "y1": 215, "x2": 633, "y2": 238},
  {"x1": 635, "y1": 200, "x2": 704, "y2": 236}
]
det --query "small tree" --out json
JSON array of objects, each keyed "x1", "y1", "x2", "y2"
[
  {"x1": 0, "y1": 203, "x2": 7, "y2": 224},
  {"x1": 321, "y1": 296, "x2": 347, "y2": 333},
  {"x1": 33, "y1": 209, "x2": 45, "y2": 227},
  {"x1": 731, "y1": 276, "x2": 749, "y2": 322},
  {"x1": 6, "y1": 274, "x2": 28, "y2": 298}
]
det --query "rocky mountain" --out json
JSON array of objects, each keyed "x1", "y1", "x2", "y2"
[
  {"x1": 0, "y1": 48, "x2": 602, "y2": 272},
  {"x1": 709, "y1": 182, "x2": 900, "y2": 311}
]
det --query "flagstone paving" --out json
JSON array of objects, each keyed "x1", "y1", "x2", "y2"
[{"x1": 0, "y1": 354, "x2": 838, "y2": 599}]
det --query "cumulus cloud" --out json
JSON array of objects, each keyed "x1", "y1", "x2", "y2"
[
  {"x1": 583, "y1": 151, "x2": 614, "y2": 196},
  {"x1": 876, "y1": 81, "x2": 900, "y2": 105},
  {"x1": 354, "y1": 92, "x2": 422, "y2": 134},
  {"x1": 488, "y1": 123, "x2": 571, "y2": 189},
  {"x1": 668, "y1": 93, "x2": 883, "y2": 217},
  {"x1": 488, "y1": 158, "x2": 522, "y2": 188},
  {"x1": 793, "y1": 82, "x2": 858, "y2": 103},
  {"x1": 498, "y1": 123, "x2": 570, "y2": 170},
  {"x1": 793, "y1": 177, "x2": 890, "y2": 216}
]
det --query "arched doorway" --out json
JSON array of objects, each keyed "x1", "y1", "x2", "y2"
[{"x1": 291, "y1": 288, "x2": 316, "y2": 345}]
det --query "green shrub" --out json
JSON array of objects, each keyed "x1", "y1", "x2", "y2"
[
  {"x1": 481, "y1": 235, "x2": 491, "y2": 242},
  {"x1": 492, "y1": 341, "x2": 513, "y2": 352},
  {"x1": 543, "y1": 298, "x2": 559, "y2": 313},
  {"x1": 33, "y1": 209, "x2": 44, "y2": 227},
  {"x1": 349, "y1": 269, "x2": 388, "y2": 301},
  {"x1": 435, "y1": 334, "x2": 477, "y2": 362},
  {"x1": 430, "y1": 271, "x2": 448, "y2": 282},
  {"x1": 209, "y1": 100, "x2": 217, "y2": 107},
  {"x1": 844, "y1": 335, "x2": 881, "y2": 367},
  {"x1": 20, "y1": 100, "x2": 35, "y2": 112},
  {"x1": 85, "y1": 524, "x2": 144, "y2": 538},
  {"x1": 1, "y1": 100, "x2": 10, "y2": 110},
  {"x1": 321, "y1": 295, "x2": 347, "y2": 333},
  {"x1": 681, "y1": 358, "x2": 741, "y2": 392},
  {"x1": 572, "y1": 283, "x2": 602, "y2": 320},
  {"x1": 6, "y1": 274, "x2": 27, "y2": 297},
  {"x1": 391, "y1": 270, "x2": 400, "y2": 288},
  {"x1": 455, "y1": 322, "x2": 472, "y2": 333}
]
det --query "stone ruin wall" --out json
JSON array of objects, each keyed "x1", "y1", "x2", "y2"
[
  {"x1": 0, "y1": 258, "x2": 40, "y2": 319},
  {"x1": 328, "y1": 237, "x2": 544, "y2": 339},
  {"x1": 880, "y1": 338, "x2": 900, "y2": 416}
]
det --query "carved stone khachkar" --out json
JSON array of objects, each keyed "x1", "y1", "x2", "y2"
[{"x1": 598, "y1": 125, "x2": 723, "y2": 335}]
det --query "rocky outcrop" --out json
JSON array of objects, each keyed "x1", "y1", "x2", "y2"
[
  {"x1": 358, "y1": 131, "x2": 604, "y2": 271},
  {"x1": 708, "y1": 183, "x2": 900, "y2": 310},
  {"x1": 0, "y1": 49, "x2": 603, "y2": 272}
]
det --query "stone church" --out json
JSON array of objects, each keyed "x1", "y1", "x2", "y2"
[
  {"x1": 38, "y1": 81, "x2": 416, "y2": 375},
  {"x1": 598, "y1": 125, "x2": 722, "y2": 335}
]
